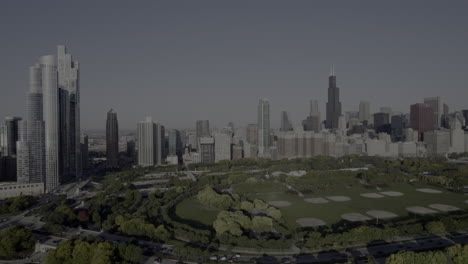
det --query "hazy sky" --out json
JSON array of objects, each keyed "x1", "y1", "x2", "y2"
[{"x1": 1, "y1": 1, "x2": 467, "y2": 130}]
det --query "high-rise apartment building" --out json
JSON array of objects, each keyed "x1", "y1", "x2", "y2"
[
  {"x1": 359, "y1": 101, "x2": 371, "y2": 124},
  {"x1": 17, "y1": 46, "x2": 81, "y2": 191},
  {"x1": 424, "y1": 97, "x2": 443, "y2": 129},
  {"x1": 410, "y1": 103, "x2": 435, "y2": 140},
  {"x1": 137, "y1": 117, "x2": 161, "y2": 167},
  {"x1": 199, "y1": 137, "x2": 215, "y2": 163},
  {"x1": 4, "y1": 117, "x2": 22, "y2": 156},
  {"x1": 257, "y1": 99, "x2": 270, "y2": 157},
  {"x1": 196, "y1": 120, "x2": 210, "y2": 139},
  {"x1": 326, "y1": 67, "x2": 342, "y2": 129},
  {"x1": 106, "y1": 109, "x2": 119, "y2": 168},
  {"x1": 303, "y1": 100, "x2": 321, "y2": 133},
  {"x1": 246, "y1": 124, "x2": 258, "y2": 145},
  {"x1": 280, "y1": 111, "x2": 293, "y2": 132},
  {"x1": 214, "y1": 132, "x2": 232, "y2": 162}
]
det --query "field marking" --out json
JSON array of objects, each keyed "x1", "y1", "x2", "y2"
[
  {"x1": 360, "y1": 193, "x2": 385, "y2": 198},
  {"x1": 416, "y1": 188, "x2": 442, "y2": 194},
  {"x1": 366, "y1": 210, "x2": 398, "y2": 219},
  {"x1": 304, "y1": 198, "x2": 329, "y2": 204},
  {"x1": 406, "y1": 206, "x2": 438, "y2": 214},
  {"x1": 341, "y1": 213, "x2": 372, "y2": 222},
  {"x1": 326, "y1": 196, "x2": 351, "y2": 202},
  {"x1": 267, "y1": 201, "x2": 291, "y2": 207},
  {"x1": 428, "y1": 204, "x2": 460, "y2": 212},
  {"x1": 379, "y1": 191, "x2": 404, "y2": 197},
  {"x1": 296, "y1": 218, "x2": 326, "y2": 227}
]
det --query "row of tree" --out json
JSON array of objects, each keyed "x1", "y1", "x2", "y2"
[{"x1": 386, "y1": 244, "x2": 468, "y2": 264}]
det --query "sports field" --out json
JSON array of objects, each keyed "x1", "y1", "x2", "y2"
[{"x1": 175, "y1": 182, "x2": 468, "y2": 228}]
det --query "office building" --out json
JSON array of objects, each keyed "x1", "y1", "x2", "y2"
[
  {"x1": 137, "y1": 117, "x2": 164, "y2": 167},
  {"x1": 106, "y1": 109, "x2": 119, "y2": 168},
  {"x1": 424, "y1": 97, "x2": 443, "y2": 129},
  {"x1": 302, "y1": 100, "x2": 321, "y2": 133},
  {"x1": 326, "y1": 66, "x2": 342, "y2": 129},
  {"x1": 199, "y1": 137, "x2": 215, "y2": 163},
  {"x1": 373, "y1": 112, "x2": 391, "y2": 134},
  {"x1": 168, "y1": 129, "x2": 183, "y2": 161},
  {"x1": 258, "y1": 99, "x2": 270, "y2": 157},
  {"x1": 80, "y1": 134, "x2": 89, "y2": 171},
  {"x1": 196, "y1": 120, "x2": 210, "y2": 139},
  {"x1": 4, "y1": 117, "x2": 22, "y2": 156},
  {"x1": 410, "y1": 103, "x2": 435, "y2": 140},
  {"x1": 424, "y1": 130, "x2": 450, "y2": 155},
  {"x1": 391, "y1": 114, "x2": 407, "y2": 142},
  {"x1": 246, "y1": 124, "x2": 258, "y2": 145},
  {"x1": 359, "y1": 101, "x2": 371, "y2": 124},
  {"x1": 280, "y1": 111, "x2": 293, "y2": 131},
  {"x1": 214, "y1": 132, "x2": 232, "y2": 162}
]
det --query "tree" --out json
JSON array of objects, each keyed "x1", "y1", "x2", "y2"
[
  {"x1": 252, "y1": 216, "x2": 273, "y2": 233},
  {"x1": 0, "y1": 225, "x2": 36, "y2": 260},
  {"x1": 425, "y1": 221, "x2": 446, "y2": 233}
]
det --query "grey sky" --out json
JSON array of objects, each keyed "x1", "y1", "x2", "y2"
[{"x1": 1, "y1": 0, "x2": 467, "y2": 130}]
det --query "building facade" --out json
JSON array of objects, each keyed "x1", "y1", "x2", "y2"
[
  {"x1": 258, "y1": 99, "x2": 270, "y2": 157},
  {"x1": 326, "y1": 67, "x2": 342, "y2": 129},
  {"x1": 106, "y1": 109, "x2": 119, "y2": 168}
]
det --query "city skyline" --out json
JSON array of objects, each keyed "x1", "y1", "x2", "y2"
[{"x1": 0, "y1": 1, "x2": 467, "y2": 130}]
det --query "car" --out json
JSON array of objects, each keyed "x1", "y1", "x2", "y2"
[
  {"x1": 209, "y1": 255, "x2": 218, "y2": 261},
  {"x1": 281, "y1": 257, "x2": 292, "y2": 263},
  {"x1": 233, "y1": 254, "x2": 241, "y2": 258},
  {"x1": 220, "y1": 256, "x2": 227, "y2": 261}
]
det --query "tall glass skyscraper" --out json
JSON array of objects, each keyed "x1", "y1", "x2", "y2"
[
  {"x1": 17, "y1": 46, "x2": 80, "y2": 192},
  {"x1": 257, "y1": 98, "x2": 270, "y2": 157},
  {"x1": 326, "y1": 67, "x2": 342, "y2": 130},
  {"x1": 106, "y1": 109, "x2": 119, "y2": 168}
]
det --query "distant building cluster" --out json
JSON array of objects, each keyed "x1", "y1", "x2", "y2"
[{"x1": 2, "y1": 51, "x2": 468, "y2": 196}]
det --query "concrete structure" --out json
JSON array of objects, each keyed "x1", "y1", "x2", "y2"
[
  {"x1": 16, "y1": 46, "x2": 81, "y2": 192},
  {"x1": 246, "y1": 124, "x2": 258, "y2": 145},
  {"x1": 258, "y1": 99, "x2": 270, "y2": 157},
  {"x1": 4, "y1": 117, "x2": 22, "y2": 156},
  {"x1": 106, "y1": 109, "x2": 119, "y2": 168},
  {"x1": 449, "y1": 120, "x2": 465, "y2": 153},
  {"x1": 424, "y1": 130, "x2": 450, "y2": 155},
  {"x1": 359, "y1": 101, "x2": 371, "y2": 124},
  {"x1": 424, "y1": 97, "x2": 443, "y2": 129},
  {"x1": 214, "y1": 132, "x2": 232, "y2": 162},
  {"x1": 326, "y1": 67, "x2": 342, "y2": 129},
  {"x1": 137, "y1": 117, "x2": 164, "y2": 166},
  {"x1": 410, "y1": 103, "x2": 435, "y2": 140},
  {"x1": 80, "y1": 134, "x2": 89, "y2": 170},
  {"x1": 199, "y1": 137, "x2": 215, "y2": 163},
  {"x1": 196, "y1": 120, "x2": 210, "y2": 140},
  {"x1": 374, "y1": 112, "x2": 390, "y2": 134},
  {"x1": 0, "y1": 182, "x2": 44, "y2": 199},
  {"x1": 280, "y1": 111, "x2": 293, "y2": 131},
  {"x1": 302, "y1": 100, "x2": 321, "y2": 133}
]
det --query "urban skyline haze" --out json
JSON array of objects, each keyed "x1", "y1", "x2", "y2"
[{"x1": 1, "y1": 0, "x2": 467, "y2": 130}]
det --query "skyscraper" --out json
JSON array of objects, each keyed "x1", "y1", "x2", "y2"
[
  {"x1": 326, "y1": 66, "x2": 342, "y2": 129},
  {"x1": 373, "y1": 112, "x2": 391, "y2": 134},
  {"x1": 80, "y1": 134, "x2": 89, "y2": 171},
  {"x1": 257, "y1": 99, "x2": 270, "y2": 157},
  {"x1": 303, "y1": 100, "x2": 321, "y2": 133},
  {"x1": 410, "y1": 103, "x2": 435, "y2": 141},
  {"x1": 424, "y1": 97, "x2": 443, "y2": 129},
  {"x1": 246, "y1": 124, "x2": 258, "y2": 145},
  {"x1": 196, "y1": 120, "x2": 210, "y2": 139},
  {"x1": 359, "y1": 101, "x2": 371, "y2": 124},
  {"x1": 280, "y1": 111, "x2": 293, "y2": 131},
  {"x1": 16, "y1": 45, "x2": 79, "y2": 191},
  {"x1": 137, "y1": 117, "x2": 164, "y2": 166},
  {"x1": 214, "y1": 131, "x2": 232, "y2": 162},
  {"x1": 57, "y1": 45, "x2": 81, "y2": 180},
  {"x1": 137, "y1": 117, "x2": 157, "y2": 167},
  {"x1": 106, "y1": 109, "x2": 119, "y2": 168},
  {"x1": 4, "y1": 117, "x2": 22, "y2": 156}
]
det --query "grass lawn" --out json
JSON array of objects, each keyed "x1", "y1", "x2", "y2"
[
  {"x1": 175, "y1": 196, "x2": 220, "y2": 226},
  {"x1": 247, "y1": 183, "x2": 468, "y2": 227},
  {"x1": 174, "y1": 182, "x2": 468, "y2": 229}
]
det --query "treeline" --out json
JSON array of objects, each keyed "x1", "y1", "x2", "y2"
[
  {"x1": 0, "y1": 195, "x2": 37, "y2": 215},
  {"x1": 386, "y1": 244, "x2": 468, "y2": 264},
  {"x1": 0, "y1": 225, "x2": 35, "y2": 260},
  {"x1": 302, "y1": 214, "x2": 468, "y2": 249},
  {"x1": 45, "y1": 239, "x2": 143, "y2": 264}
]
